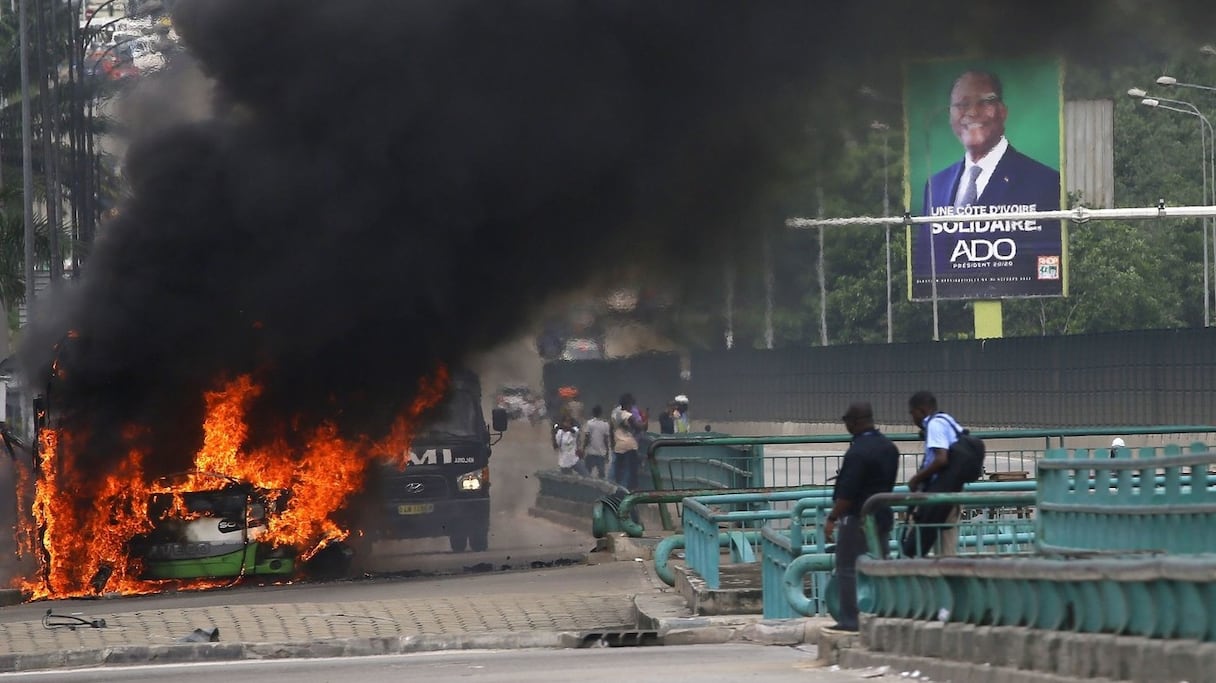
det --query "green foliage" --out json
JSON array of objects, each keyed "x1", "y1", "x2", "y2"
[
  {"x1": 0, "y1": 183, "x2": 61, "y2": 312},
  {"x1": 663, "y1": 34, "x2": 1216, "y2": 349}
]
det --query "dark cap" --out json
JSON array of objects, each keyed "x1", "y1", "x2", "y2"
[{"x1": 841, "y1": 401, "x2": 874, "y2": 422}]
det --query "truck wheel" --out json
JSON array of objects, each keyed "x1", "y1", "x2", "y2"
[
  {"x1": 449, "y1": 532, "x2": 468, "y2": 552},
  {"x1": 468, "y1": 525, "x2": 489, "y2": 552}
]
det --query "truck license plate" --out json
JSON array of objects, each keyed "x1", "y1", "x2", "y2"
[{"x1": 397, "y1": 503, "x2": 434, "y2": 515}]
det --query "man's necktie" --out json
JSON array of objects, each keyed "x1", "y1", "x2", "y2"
[{"x1": 956, "y1": 165, "x2": 981, "y2": 208}]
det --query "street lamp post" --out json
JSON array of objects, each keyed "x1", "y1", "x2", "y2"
[
  {"x1": 19, "y1": 0, "x2": 34, "y2": 322},
  {"x1": 68, "y1": 0, "x2": 130, "y2": 272},
  {"x1": 1157, "y1": 75, "x2": 1216, "y2": 94},
  {"x1": 1156, "y1": 72, "x2": 1216, "y2": 325},
  {"x1": 1131, "y1": 88, "x2": 1215, "y2": 326},
  {"x1": 858, "y1": 86, "x2": 902, "y2": 342}
]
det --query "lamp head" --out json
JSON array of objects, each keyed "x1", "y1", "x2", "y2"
[
  {"x1": 1126, "y1": 88, "x2": 1147, "y2": 98},
  {"x1": 1141, "y1": 98, "x2": 1161, "y2": 107},
  {"x1": 1156, "y1": 76, "x2": 1178, "y2": 86}
]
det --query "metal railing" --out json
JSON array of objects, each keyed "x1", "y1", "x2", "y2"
[
  {"x1": 858, "y1": 552, "x2": 1216, "y2": 639},
  {"x1": 768, "y1": 490, "x2": 1037, "y2": 618},
  {"x1": 1038, "y1": 443, "x2": 1216, "y2": 554},
  {"x1": 676, "y1": 481, "x2": 1038, "y2": 591},
  {"x1": 628, "y1": 428, "x2": 1216, "y2": 538},
  {"x1": 854, "y1": 449, "x2": 1216, "y2": 640},
  {"x1": 682, "y1": 489, "x2": 834, "y2": 589}
]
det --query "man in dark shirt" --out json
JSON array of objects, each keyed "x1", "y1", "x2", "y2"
[{"x1": 823, "y1": 401, "x2": 901, "y2": 633}]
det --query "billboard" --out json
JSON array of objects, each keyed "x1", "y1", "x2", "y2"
[{"x1": 905, "y1": 57, "x2": 1066, "y2": 300}]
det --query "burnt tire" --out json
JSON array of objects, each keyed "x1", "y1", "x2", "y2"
[{"x1": 449, "y1": 532, "x2": 468, "y2": 552}]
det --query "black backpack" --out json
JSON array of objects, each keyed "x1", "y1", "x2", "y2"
[{"x1": 933, "y1": 414, "x2": 986, "y2": 484}]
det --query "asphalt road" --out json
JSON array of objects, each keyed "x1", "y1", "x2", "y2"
[{"x1": 0, "y1": 646, "x2": 891, "y2": 682}]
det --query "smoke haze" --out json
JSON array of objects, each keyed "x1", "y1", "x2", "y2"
[{"x1": 24, "y1": 0, "x2": 1216, "y2": 475}]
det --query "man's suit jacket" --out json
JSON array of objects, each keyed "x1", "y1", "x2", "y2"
[{"x1": 923, "y1": 145, "x2": 1061, "y2": 215}]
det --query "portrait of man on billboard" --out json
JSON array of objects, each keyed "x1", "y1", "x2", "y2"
[
  {"x1": 924, "y1": 70, "x2": 1060, "y2": 217},
  {"x1": 907, "y1": 58, "x2": 1065, "y2": 301}
]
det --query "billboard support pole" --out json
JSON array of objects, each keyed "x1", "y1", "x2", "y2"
[{"x1": 974, "y1": 300, "x2": 1003, "y2": 339}]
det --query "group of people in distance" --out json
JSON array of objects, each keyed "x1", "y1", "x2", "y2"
[{"x1": 552, "y1": 393, "x2": 691, "y2": 491}]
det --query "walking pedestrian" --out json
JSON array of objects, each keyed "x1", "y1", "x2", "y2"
[
  {"x1": 658, "y1": 403, "x2": 676, "y2": 434},
  {"x1": 673, "y1": 395, "x2": 691, "y2": 433},
  {"x1": 582, "y1": 405, "x2": 612, "y2": 478},
  {"x1": 554, "y1": 415, "x2": 588, "y2": 476},
  {"x1": 902, "y1": 391, "x2": 967, "y2": 558},
  {"x1": 611, "y1": 393, "x2": 643, "y2": 490},
  {"x1": 823, "y1": 402, "x2": 900, "y2": 633}
]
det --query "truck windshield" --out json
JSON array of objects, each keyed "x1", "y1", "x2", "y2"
[{"x1": 415, "y1": 391, "x2": 481, "y2": 439}]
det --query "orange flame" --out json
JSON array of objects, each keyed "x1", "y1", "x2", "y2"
[{"x1": 18, "y1": 365, "x2": 449, "y2": 599}]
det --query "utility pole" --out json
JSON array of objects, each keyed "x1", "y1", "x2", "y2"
[
  {"x1": 19, "y1": 0, "x2": 35, "y2": 438},
  {"x1": 46, "y1": 0, "x2": 63, "y2": 285},
  {"x1": 20, "y1": 0, "x2": 35, "y2": 323},
  {"x1": 34, "y1": 0, "x2": 63, "y2": 289}
]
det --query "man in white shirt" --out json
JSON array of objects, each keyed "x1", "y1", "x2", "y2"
[
  {"x1": 581, "y1": 405, "x2": 612, "y2": 478},
  {"x1": 902, "y1": 391, "x2": 967, "y2": 557}
]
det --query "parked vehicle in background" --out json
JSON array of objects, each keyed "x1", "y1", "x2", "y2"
[
  {"x1": 107, "y1": 60, "x2": 140, "y2": 82},
  {"x1": 560, "y1": 337, "x2": 604, "y2": 361},
  {"x1": 130, "y1": 37, "x2": 166, "y2": 73},
  {"x1": 495, "y1": 383, "x2": 546, "y2": 424}
]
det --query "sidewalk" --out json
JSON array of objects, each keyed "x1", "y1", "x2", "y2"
[
  {"x1": 0, "y1": 553, "x2": 834, "y2": 674},
  {"x1": 0, "y1": 561, "x2": 658, "y2": 673}
]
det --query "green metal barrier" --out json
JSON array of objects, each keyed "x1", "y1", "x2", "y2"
[
  {"x1": 1037, "y1": 442, "x2": 1215, "y2": 554},
  {"x1": 860, "y1": 491, "x2": 1038, "y2": 558},
  {"x1": 859, "y1": 553, "x2": 1216, "y2": 639},
  {"x1": 646, "y1": 427, "x2": 1216, "y2": 461},
  {"x1": 651, "y1": 433, "x2": 758, "y2": 489},
  {"x1": 767, "y1": 491, "x2": 1036, "y2": 618},
  {"x1": 856, "y1": 455, "x2": 1216, "y2": 640},
  {"x1": 654, "y1": 531, "x2": 763, "y2": 587},
  {"x1": 592, "y1": 485, "x2": 825, "y2": 539},
  {"x1": 601, "y1": 427, "x2": 1216, "y2": 539}
]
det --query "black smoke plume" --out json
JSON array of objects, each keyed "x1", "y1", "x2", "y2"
[{"x1": 24, "y1": 0, "x2": 1216, "y2": 477}]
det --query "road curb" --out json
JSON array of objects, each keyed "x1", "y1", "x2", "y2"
[
  {"x1": 632, "y1": 593, "x2": 830, "y2": 646},
  {"x1": 0, "y1": 631, "x2": 577, "y2": 674}
]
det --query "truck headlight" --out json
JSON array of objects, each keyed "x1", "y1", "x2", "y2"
[{"x1": 458, "y1": 467, "x2": 488, "y2": 492}]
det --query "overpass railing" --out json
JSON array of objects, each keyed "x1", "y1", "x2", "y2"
[
  {"x1": 1037, "y1": 442, "x2": 1215, "y2": 554},
  {"x1": 857, "y1": 449, "x2": 1216, "y2": 640},
  {"x1": 626, "y1": 427, "x2": 1216, "y2": 537},
  {"x1": 768, "y1": 489, "x2": 1037, "y2": 618},
  {"x1": 679, "y1": 481, "x2": 1038, "y2": 591}
]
